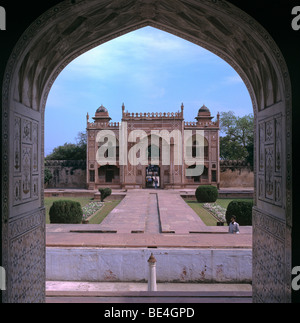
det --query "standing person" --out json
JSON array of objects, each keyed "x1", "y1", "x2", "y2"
[
  {"x1": 147, "y1": 176, "x2": 152, "y2": 188},
  {"x1": 229, "y1": 216, "x2": 240, "y2": 234},
  {"x1": 154, "y1": 176, "x2": 158, "y2": 189}
]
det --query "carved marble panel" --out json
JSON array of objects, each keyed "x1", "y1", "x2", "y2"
[
  {"x1": 265, "y1": 146, "x2": 274, "y2": 201},
  {"x1": 32, "y1": 176, "x2": 39, "y2": 199},
  {"x1": 7, "y1": 209, "x2": 45, "y2": 303},
  {"x1": 275, "y1": 177, "x2": 282, "y2": 206},
  {"x1": 258, "y1": 175, "x2": 265, "y2": 200},
  {"x1": 22, "y1": 119, "x2": 32, "y2": 144},
  {"x1": 275, "y1": 116, "x2": 282, "y2": 174},
  {"x1": 13, "y1": 115, "x2": 40, "y2": 205},
  {"x1": 13, "y1": 178, "x2": 22, "y2": 206},
  {"x1": 259, "y1": 123, "x2": 265, "y2": 172},
  {"x1": 14, "y1": 117, "x2": 21, "y2": 173},
  {"x1": 252, "y1": 208, "x2": 289, "y2": 303},
  {"x1": 32, "y1": 123, "x2": 38, "y2": 174},
  {"x1": 265, "y1": 119, "x2": 274, "y2": 144},
  {"x1": 258, "y1": 114, "x2": 282, "y2": 207},
  {"x1": 22, "y1": 145, "x2": 32, "y2": 201}
]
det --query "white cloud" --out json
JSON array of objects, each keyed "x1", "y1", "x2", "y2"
[
  {"x1": 223, "y1": 74, "x2": 244, "y2": 85},
  {"x1": 64, "y1": 26, "x2": 214, "y2": 81},
  {"x1": 45, "y1": 26, "x2": 253, "y2": 154}
]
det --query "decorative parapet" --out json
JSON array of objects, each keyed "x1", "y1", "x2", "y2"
[
  {"x1": 87, "y1": 122, "x2": 120, "y2": 129},
  {"x1": 184, "y1": 121, "x2": 219, "y2": 128},
  {"x1": 122, "y1": 111, "x2": 183, "y2": 120}
]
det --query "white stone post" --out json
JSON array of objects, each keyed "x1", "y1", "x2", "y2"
[{"x1": 148, "y1": 253, "x2": 157, "y2": 292}]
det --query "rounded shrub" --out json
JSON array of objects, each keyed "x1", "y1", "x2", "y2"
[
  {"x1": 98, "y1": 187, "x2": 112, "y2": 202},
  {"x1": 195, "y1": 185, "x2": 218, "y2": 203},
  {"x1": 225, "y1": 200, "x2": 253, "y2": 226},
  {"x1": 49, "y1": 200, "x2": 83, "y2": 224}
]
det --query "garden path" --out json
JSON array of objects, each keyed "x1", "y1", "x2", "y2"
[
  {"x1": 46, "y1": 189, "x2": 252, "y2": 248},
  {"x1": 98, "y1": 190, "x2": 207, "y2": 234}
]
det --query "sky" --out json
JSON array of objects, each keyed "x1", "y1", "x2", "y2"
[{"x1": 45, "y1": 26, "x2": 253, "y2": 156}]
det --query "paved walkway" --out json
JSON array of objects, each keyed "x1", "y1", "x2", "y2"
[
  {"x1": 46, "y1": 281, "x2": 252, "y2": 303},
  {"x1": 99, "y1": 190, "x2": 160, "y2": 234},
  {"x1": 46, "y1": 189, "x2": 252, "y2": 248},
  {"x1": 158, "y1": 191, "x2": 207, "y2": 234},
  {"x1": 98, "y1": 190, "x2": 207, "y2": 234},
  {"x1": 46, "y1": 281, "x2": 252, "y2": 292},
  {"x1": 46, "y1": 291, "x2": 252, "y2": 303}
]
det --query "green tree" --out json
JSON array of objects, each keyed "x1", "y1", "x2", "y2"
[
  {"x1": 44, "y1": 168, "x2": 53, "y2": 185},
  {"x1": 220, "y1": 136, "x2": 247, "y2": 160},
  {"x1": 219, "y1": 111, "x2": 254, "y2": 166},
  {"x1": 75, "y1": 131, "x2": 87, "y2": 148},
  {"x1": 46, "y1": 131, "x2": 87, "y2": 160},
  {"x1": 245, "y1": 140, "x2": 254, "y2": 167}
]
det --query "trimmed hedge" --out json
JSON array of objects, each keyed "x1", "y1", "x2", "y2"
[
  {"x1": 225, "y1": 200, "x2": 253, "y2": 226},
  {"x1": 195, "y1": 185, "x2": 218, "y2": 203},
  {"x1": 98, "y1": 188, "x2": 112, "y2": 202},
  {"x1": 49, "y1": 200, "x2": 83, "y2": 224}
]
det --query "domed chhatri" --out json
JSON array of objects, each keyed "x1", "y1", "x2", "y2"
[
  {"x1": 195, "y1": 104, "x2": 214, "y2": 123},
  {"x1": 198, "y1": 104, "x2": 211, "y2": 115},
  {"x1": 93, "y1": 104, "x2": 111, "y2": 122},
  {"x1": 96, "y1": 104, "x2": 108, "y2": 113}
]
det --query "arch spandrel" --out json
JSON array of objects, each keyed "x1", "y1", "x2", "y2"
[{"x1": 9, "y1": 0, "x2": 286, "y2": 114}]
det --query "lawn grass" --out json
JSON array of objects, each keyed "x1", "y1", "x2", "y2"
[
  {"x1": 88, "y1": 200, "x2": 121, "y2": 224},
  {"x1": 187, "y1": 201, "x2": 218, "y2": 226},
  {"x1": 215, "y1": 198, "x2": 253, "y2": 209},
  {"x1": 186, "y1": 198, "x2": 253, "y2": 226}
]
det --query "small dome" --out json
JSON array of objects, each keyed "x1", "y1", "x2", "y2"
[
  {"x1": 96, "y1": 105, "x2": 108, "y2": 113},
  {"x1": 198, "y1": 104, "x2": 210, "y2": 114}
]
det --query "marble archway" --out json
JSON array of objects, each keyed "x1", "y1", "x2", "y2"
[{"x1": 2, "y1": 0, "x2": 292, "y2": 302}]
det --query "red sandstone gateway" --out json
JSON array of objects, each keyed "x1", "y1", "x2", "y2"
[{"x1": 86, "y1": 103, "x2": 220, "y2": 190}]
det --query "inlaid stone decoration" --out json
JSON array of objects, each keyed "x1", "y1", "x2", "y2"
[
  {"x1": 22, "y1": 145, "x2": 32, "y2": 200},
  {"x1": 13, "y1": 179, "x2": 21, "y2": 204},
  {"x1": 252, "y1": 208, "x2": 289, "y2": 303},
  {"x1": 7, "y1": 210, "x2": 45, "y2": 303},
  {"x1": 14, "y1": 117, "x2": 21, "y2": 172},
  {"x1": 22, "y1": 119, "x2": 32, "y2": 143},
  {"x1": 259, "y1": 123, "x2": 265, "y2": 172},
  {"x1": 275, "y1": 117, "x2": 282, "y2": 173},
  {"x1": 32, "y1": 123, "x2": 38, "y2": 173},
  {"x1": 13, "y1": 115, "x2": 40, "y2": 206},
  {"x1": 258, "y1": 114, "x2": 283, "y2": 207},
  {"x1": 265, "y1": 146, "x2": 274, "y2": 200}
]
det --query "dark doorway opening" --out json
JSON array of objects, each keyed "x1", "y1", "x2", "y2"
[{"x1": 146, "y1": 165, "x2": 160, "y2": 188}]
